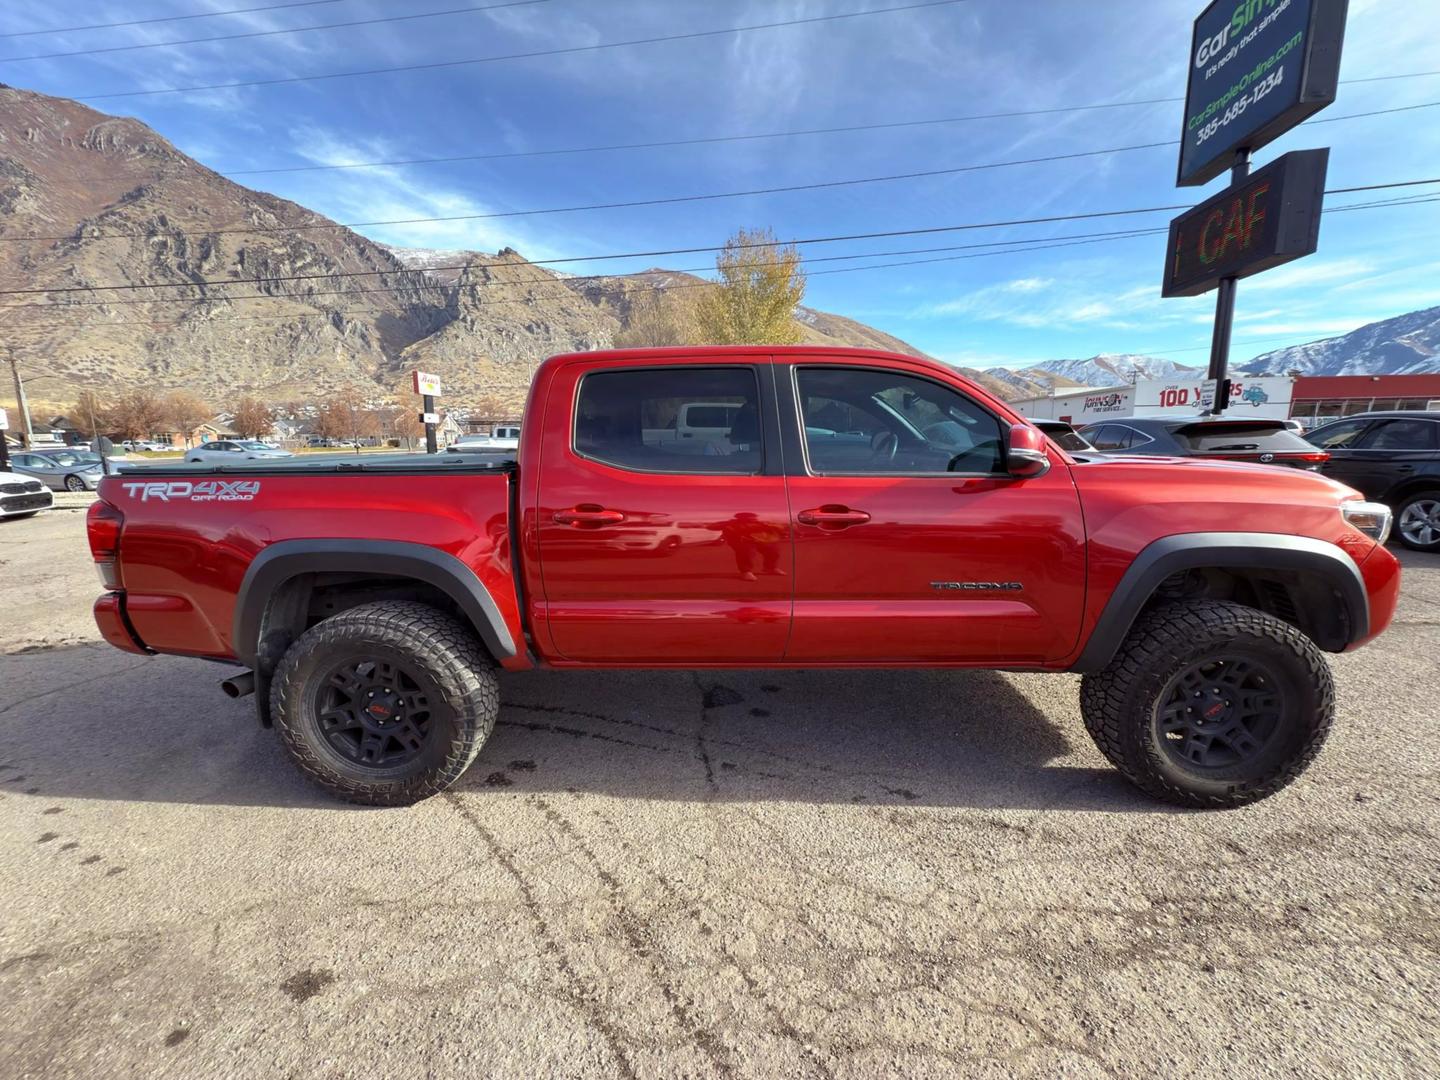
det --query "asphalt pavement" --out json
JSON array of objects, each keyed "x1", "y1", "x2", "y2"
[{"x1": 1, "y1": 508, "x2": 1437, "y2": 1078}]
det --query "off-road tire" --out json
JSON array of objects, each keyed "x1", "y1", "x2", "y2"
[
  {"x1": 1079, "y1": 600, "x2": 1334, "y2": 809},
  {"x1": 270, "y1": 601, "x2": 498, "y2": 805},
  {"x1": 1394, "y1": 490, "x2": 1440, "y2": 552}
]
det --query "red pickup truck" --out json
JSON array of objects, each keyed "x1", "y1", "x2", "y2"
[{"x1": 88, "y1": 347, "x2": 1401, "y2": 808}]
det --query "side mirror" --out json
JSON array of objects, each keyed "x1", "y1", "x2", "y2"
[{"x1": 1006, "y1": 423, "x2": 1051, "y2": 479}]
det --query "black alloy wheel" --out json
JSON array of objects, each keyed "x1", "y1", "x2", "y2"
[
  {"x1": 1154, "y1": 654, "x2": 1283, "y2": 770},
  {"x1": 1079, "y1": 600, "x2": 1334, "y2": 808},
  {"x1": 270, "y1": 601, "x2": 499, "y2": 805},
  {"x1": 313, "y1": 655, "x2": 442, "y2": 768}
]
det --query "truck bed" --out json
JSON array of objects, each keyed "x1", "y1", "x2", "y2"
[{"x1": 101, "y1": 455, "x2": 525, "y2": 666}]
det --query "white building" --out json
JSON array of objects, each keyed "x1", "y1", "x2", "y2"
[{"x1": 1011, "y1": 376, "x2": 1295, "y2": 424}]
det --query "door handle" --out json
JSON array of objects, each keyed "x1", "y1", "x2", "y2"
[
  {"x1": 1396, "y1": 464, "x2": 1415, "y2": 472},
  {"x1": 797, "y1": 505, "x2": 871, "y2": 528},
  {"x1": 553, "y1": 505, "x2": 625, "y2": 526}
]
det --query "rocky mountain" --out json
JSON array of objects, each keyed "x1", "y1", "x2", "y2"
[
  {"x1": 980, "y1": 366, "x2": 1089, "y2": 399},
  {"x1": 1238, "y1": 306, "x2": 1440, "y2": 376},
  {"x1": 986, "y1": 354, "x2": 1204, "y2": 394},
  {"x1": 0, "y1": 85, "x2": 946, "y2": 413}
]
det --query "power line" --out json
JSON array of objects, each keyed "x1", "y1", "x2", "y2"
[
  {"x1": 3, "y1": 187, "x2": 1433, "y2": 313},
  {"x1": 0, "y1": 0, "x2": 553, "y2": 63},
  {"x1": 73, "y1": 0, "x2": 972, "y2": 101},
  {"x1": 0, "y1": 140, "x2": 1187, "y2": 243},
  {"x1": 4, "y1": 228, "x2": 1170, "y2": 315},
  {"x1": 0, "y1": 0, "x2": 348, "y2": 39},
  {"x1": 218, "y1": 96, "x2": 1440, "y2": 179},
  {"x1": 6, "y1": 229, "x2": 1172, "y2": 323},
  {"x1": 4, "y1": 174, "x2": 1436, "y2": 301},
  {"x1": 0, "y1": 224, "x2": 1170, "y2": 300}
]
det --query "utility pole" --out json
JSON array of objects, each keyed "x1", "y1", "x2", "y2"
[{"x1": 6, "y1": 355, "x2": 34, "y2": 449}]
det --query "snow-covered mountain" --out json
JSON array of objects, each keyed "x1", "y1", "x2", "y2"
[
  {"x1": 986, "y1": 354, "x2": 1203, "y2": 392},
  {"x1": 1238, "y1": 306, "x2": 1440, "y2": 376}
]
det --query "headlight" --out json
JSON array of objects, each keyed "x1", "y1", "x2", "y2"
[{"x1": 1341, "y1": 500, "x2": 1392, "y2": 545}]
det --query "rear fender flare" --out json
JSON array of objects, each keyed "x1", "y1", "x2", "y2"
[
  {"x1": 1071, "y1": 532, "x2": 1368, "y2": 672},
  {"x1": 233, "y1": 539, "x2": 517, "y2": 667}
]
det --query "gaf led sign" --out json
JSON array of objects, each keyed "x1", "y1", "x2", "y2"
[
  {"x1": 1179, "y1": 0, "x2": 1348, "y2": 186},
  {"x1": 1162, "y1": 148, "x2": 1327, "y2": 298}
]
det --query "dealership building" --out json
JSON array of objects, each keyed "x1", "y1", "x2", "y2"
[{"x1": 1011, "y1": 374, "x2": 1440, "y2": 427}]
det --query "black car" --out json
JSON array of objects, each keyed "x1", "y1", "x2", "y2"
[
  {"x1": 1306, "y1": 411, "x2": 1440, "y2": 552},
  {"x1": 1077, "y1": 416, "x2": 1328, "y2": 470}
]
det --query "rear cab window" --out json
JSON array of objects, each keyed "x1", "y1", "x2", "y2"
[{"x1": 574, "y1": 366, "x2": 764, "y2": 474}]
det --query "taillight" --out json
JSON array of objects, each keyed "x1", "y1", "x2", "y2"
[
  {"x1": 1292, "y1": 451, "x2": 1330, "y2": 463},
  {"x1": 87, "y1": 499, "x2": 124, "y2": 590}
]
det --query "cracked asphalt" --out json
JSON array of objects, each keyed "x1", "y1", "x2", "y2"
[{"x1": 2, "y1": 508, "x2": 1438, "y2": 1077}]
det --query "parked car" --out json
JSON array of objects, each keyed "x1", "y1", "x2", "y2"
[
  {"x1": 8, "y1": 448, "x2": 107, "y2": 491},
  {"x1": 1079, "y1": 416, "x2": 1329, "y2": 470},
  {"x1": 447, "y1": 433, "x2": 519, "y2": 453},
  {"x1": 185, "y1": 440, "x2": 294, "y2": 464},
  {"x1": 1305, "y1": 411, "x2": 1440, "y2": 551},
  {"x1": 0, "y1": 469, "x2": 54, "y2": 518},
  {"x1": 123, "y1": 440, "x2": 169, "y2": 452},
  {"x1": 89, "y1": 346, "x2": 1400, "y2": 810},
  {"x1": 1033, "y1": 419, "x2": 1096, "y2": 453}
]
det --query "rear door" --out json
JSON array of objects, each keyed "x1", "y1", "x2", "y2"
[
  {"x1": 533, "y1": 359, "x2": 792, "y2": 662},
  {"x1": 1343, "y1": 417, "x2": 1440, "y2": 499},
  {"x1": 779, "y1": 362, "x2": 1086, "y2": 663}
]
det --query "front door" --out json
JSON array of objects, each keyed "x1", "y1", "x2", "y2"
[
  {"x1": 1310, "y1": 417, "x2": 1380, "y2": 496},
  {"x1": 781, "y1": 363, "x2": 1086, "y2": 664},
  {"x1": 534, "y1": 360, "x2": 792, "y2": 663}
]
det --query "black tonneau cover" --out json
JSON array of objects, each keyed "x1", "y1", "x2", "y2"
[{"x1": 113, "y1": 451, "x2": 516, "y2": 477}]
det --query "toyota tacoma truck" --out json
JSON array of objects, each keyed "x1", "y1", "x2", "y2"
[{"x1": 88, "y1": 347, "x2": 1401, "y2": 808}]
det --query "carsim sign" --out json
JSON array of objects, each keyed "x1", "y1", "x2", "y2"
[
  {"x1": 1162, "y1": 148, "x2": 1327, "y2": 298},
  {"x1": 1179, "y1": 0, "x2": 1348, "y2": 186}
]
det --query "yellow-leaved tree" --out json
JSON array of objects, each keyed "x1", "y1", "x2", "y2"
[{"x1": 693, "y1": 227, "x2": 806, "y2": 345}]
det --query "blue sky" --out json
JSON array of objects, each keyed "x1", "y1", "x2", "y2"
[{"x1": 3, "y1": 0, "x2": 1439, "y2": 370}]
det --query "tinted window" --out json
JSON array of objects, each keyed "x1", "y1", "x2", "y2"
[
  {"x1": 1357, "y1": 419, "x2": 1439, "y2": 451},
  {"x1": 1088, "y1": 425, "x2": 1131, "y2": 451},
  {"x1": 1173, "y1": 423, "x2": 1314, "y2": 452},
  {"x1": 796, "y1": 367, "x2": 1002, "y2": 475},
  {"x1": 1307, "y1": 419, "x2": 1370, "y2": 449},
  {"x1": 575, "y1": 367, "x2": 762, "y2": 474}
]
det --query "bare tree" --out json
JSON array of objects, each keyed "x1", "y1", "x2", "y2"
[
  {"x1": 108, "y1": 389, "x2": 166, "y2": 442},
  {"x1": 161, "y1": 390, "x2": 211, "y2": 447},
  {"x1": 316, "y1": 388, "x2": 379, "y2": 447},
  {"x1": 68, "y1": 390, "x2": 112, "y2": 439},
  {"x1": 231, "y1": 396, "x2": 274, "y2": 439},
  {"x1": 615, "y1": 289, "x2": 699, "y2": 348}
]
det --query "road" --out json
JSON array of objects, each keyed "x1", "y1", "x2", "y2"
[{"x1": 2, "y1": 507, "x2": 1437, "y2": 1078}]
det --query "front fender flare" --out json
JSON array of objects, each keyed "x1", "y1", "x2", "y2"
[{"x1": 1070, "y1": 532, "x2": 1368, "y2": 672}]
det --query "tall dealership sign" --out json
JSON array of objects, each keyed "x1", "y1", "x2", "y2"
[
  {"x1": 1166, "y1": 0, "x2": 1348, "y2": 413},
  {"x1": 1179, "y1": 0, "x2": 1348, "y2": 187}
]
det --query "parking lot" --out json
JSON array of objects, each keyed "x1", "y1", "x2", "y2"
[{"x1": 2, "y1": 505, "x2": 1437, "y2": 1078}]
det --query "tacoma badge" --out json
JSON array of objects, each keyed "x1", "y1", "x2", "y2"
[{"x1": 930, "y1": 581, "x2": 1024, "y2": 591}]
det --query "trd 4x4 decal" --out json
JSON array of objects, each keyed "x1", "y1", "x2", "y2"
[{"x1": 121, "y1": 480, "x2": 261, "y2": 503}]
